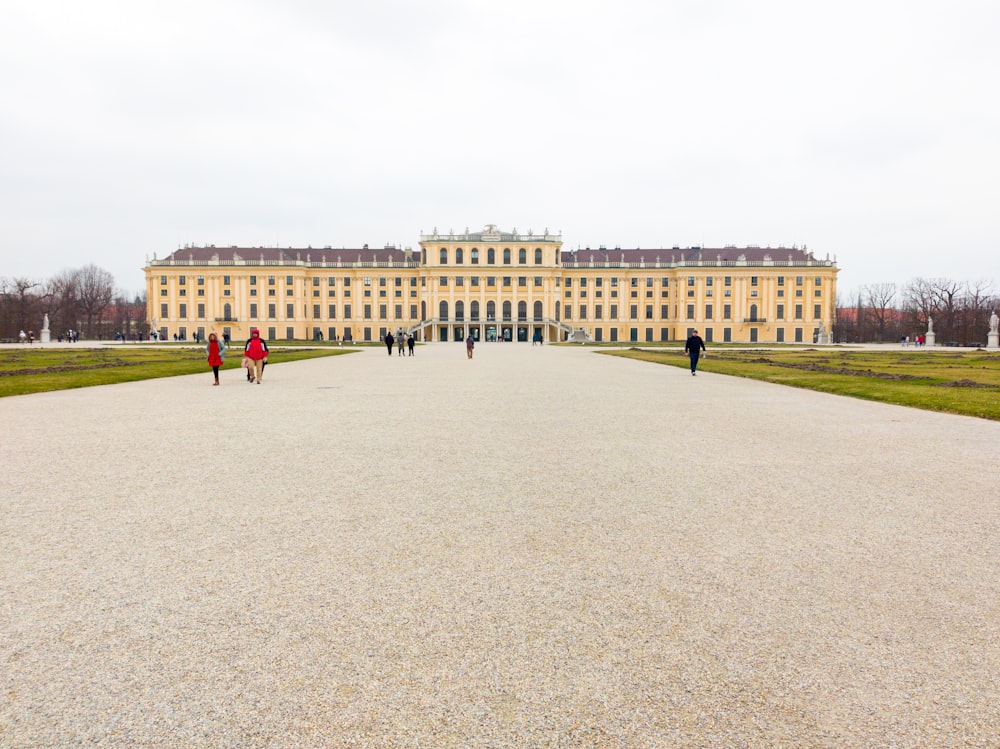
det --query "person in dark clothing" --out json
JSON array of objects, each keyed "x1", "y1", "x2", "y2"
[
  {"x1": 685, "y1": 329, "x2": 706, "y2": 376},
  {"x1": 384, "y1": 331, "x2": 394, "y2": 356},
  {"x1": 407, "y1": 335, "x2": 415, "y2": 356}
]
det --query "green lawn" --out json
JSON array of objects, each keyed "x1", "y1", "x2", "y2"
[
  {"x1": 0, "y1": 346, "x2": 356, "y2": 398},
  {"x1": 604, "y1": 347, "x2": 1000, "y2": 420}
]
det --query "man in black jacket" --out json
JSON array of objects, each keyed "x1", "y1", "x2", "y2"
[{"x1": 685, "y1": 329, "x2": 706, "y2": 376}]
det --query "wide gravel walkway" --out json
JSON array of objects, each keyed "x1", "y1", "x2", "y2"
[{"x1": 2, "y1": 342, "x2": 998, "y2": 748}]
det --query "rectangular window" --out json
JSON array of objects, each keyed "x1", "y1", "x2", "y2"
[
  {"x1": 724, "y1": 276, "x2": 731, "y2": 286},
  {"x1": 471, "y1": 277, "x2": 480, "y2": 287},
  {"x1": 814, "y1": 304, "x2": 822, "y2": 319},
  {"x1": 455, "y1": 277, "x2": 464, "y2": 287},
  {"x1": 364, "y1": 304, "x2": 372, "y2": 319},
  {"x1": 629, "y1": 304, "x2": 638, "y2": 319},
  {"x1": 579, "y1": 305, "x2": 587, "y2": 319},
  {"x1": 661, "y1": 304, "x2": 668, "y2": 319},
  {"x1": 440, "y1": 276, "x2": 448, "y2": 287},
  {"x1": 250, "y1": 303, "x2": 258, "y2": 318},
  {"x1": 196, "y1": 276, "x2": 204, "y2": 286},
  {"x1": 286, "y1": 275, "x2": 293, "y2": 286},
  {"x1": 795, "y1": 327, "x2": 803, "y2": 342},
  {"x1": 534, "y1": 277, "x2": 542, "y2": 287},
  {"x1": 379, "y1": 304, "x2": 387, "y2": 319},
  {"x1": 705, "y1": 304, "x2": 713, "y2": 318},
  {"x1": 610, "y1": 304, "x2": 618, "y2": 319},
  {"x1": 179, "y1": 276, "x2": 186, "y2": 285},
  {"x1": 344, "y1": 304, "x2": 352, "y2": 319},
  {"x1": 503, "y1": 277, "x2": 511, "y2": 287},
  {"x1": 160, "y1": 303, "x2": 168, "y2": 318},
  {"x1": 815, "y1": 277, "x2": 822, "y2": 286},
  {"x1": 313, "y1": 304, "x2": 320, "y2": 319},
  {"x1": 686, "y1": 304, "x2": 694, "y2": 319},
  {"x1": 645, "y1": 305, "x2": 653, "y2": 319},
  {"x1": 395, "y1": 305, "x2": 402, "y2": 319},
  {"x1": 160, "y1": 276, "x2": 167, "y2": 285},
  {"x1": 179, "y1": 303, "x2": 187, "y2": 318},
  {"x1": 268, "y1": 276, "x2": 275, "y2": 285},
  {"x1": 286, "y1": 303, "x2": 294, "y2": 318},
  {"x1": 796, "y1": 276, "x2": 804, "y2": 286},
  {"x1": 197, "y1": 303, "x2": 205, "y2": 318},
  {"x1": 268, "y1": 304, "x2": 276, "y2": 319},
  {"x1": 777, "y1": 304, "x2": 784, "y2": 320},
  {"x1": 795, "y1": 304, "x2": 803, "y2": 319},
  {"x1": 724, "y1": 327, "x2": 732, "y2": 342},
  {"x1": 329, "y1": 304, "x2": 336, "y2": 319},
  {"x1": 160, "y1": 289, "x2": 167, "y2": 296},
  {"x1": 776, "y1": 328, "x2": 785, "y2": 342},
  {"x1": 687, "y1": 276, "x2": 695, "y2": 286},
  {"x1": 250, "y1": 276, "x2": 257, "y2": 285},
  {"x1": 723, "y1": 304, "x2": 731, "y2": 320},
  {"x1": 564, "y1": 303, "x2": 572, "y2": 320},
  {"x1": 751, "y1": 276, "x2": 758, "y2": 286},
  {"x1": 410, "y1": 304, "x2": 417, "y2": 318},
  {"x1": 777, "y1": 277, "x2": 784, "y2": 286},
  {"x1": 179, "y1": 289, "x2": 186, "y2": 297},
  {"x1": 595, "y1": 304, "x2": 603, "y2": 319}
]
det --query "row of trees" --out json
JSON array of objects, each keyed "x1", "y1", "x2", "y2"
[
  {"x1": 836, "y1": 278, "x2": 999, "y2": 345},
  {"x1": 0, "y1": 265, "x2": 147, "y2": 342}
]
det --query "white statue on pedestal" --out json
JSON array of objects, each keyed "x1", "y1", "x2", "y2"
[{"x1": 988, "y1": 311, "x2": 1000, "y2": 350}]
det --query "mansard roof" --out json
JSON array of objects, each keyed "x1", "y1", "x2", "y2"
[
  {"x1": 561, "y1": 246, "x2": 822, "y2": 265},
  {"x1": 158, "y1": 245, "x2": 413, "y2": 264}
]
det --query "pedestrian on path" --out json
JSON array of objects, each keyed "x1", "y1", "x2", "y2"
[
  {"x1": 206, "y1": 332, "x2": 225, "y2": 385},
  {"x1": 466, "y1": 335, "x2": 475, "y2": 359},
  {"x1": 398, "y1": 332, "x2": 405, "y2": 356},
  {"x1": 244, "y1": 328, "x2": 268, "y2": 383},
  {"x1": 685, "y1": 329, "x2": 706, "y2": 376},
  {"x1": 384, "y1": 331, "x2": 394, "y2": 356},
  {"x1": 407, "y1": 335, "x2": 415, "y2": 356}
]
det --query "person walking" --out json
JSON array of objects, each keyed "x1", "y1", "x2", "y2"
[
  {"x1": 384, "y1": 331, "x2": 394, "y2": 356},
  {"x1": 397, "y1": 332, "x2": 405, "y2": 356},
  {"x1": 205, "y1": 331, "x2": 225, "y2": 386},
  {"x1": 685, "y1": 329, "x2": 706, "y2": 376},
  {"x1": 466, "y1": 334, "x2": 475, "y2": 359},
  {"x1": 244, "y1": 328, "x2": 269, "y2": 384},
  {"x1": 407, "y1": 334, "x2": 415, "y2": 356}
]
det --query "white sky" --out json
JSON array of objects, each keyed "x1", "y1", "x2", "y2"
[{"x1": 2, "y1": 0, "x2": 998, "y2": 299}]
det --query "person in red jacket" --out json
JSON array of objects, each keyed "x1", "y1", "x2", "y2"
[
  {"x1": 244, "y1": 328, "x2": 269, "y2": 384},
  {"x1": 205, "y1": 331, "x2": 225, "y2": 385}
]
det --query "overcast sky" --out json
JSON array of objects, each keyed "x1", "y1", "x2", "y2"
[{"x1": 2, "y1": 0, "x2": 998, "y2": 299}]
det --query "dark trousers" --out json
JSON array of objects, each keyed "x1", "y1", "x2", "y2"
[{"x1": 688, "y1": 352, "x2": 700, "y2": 372}]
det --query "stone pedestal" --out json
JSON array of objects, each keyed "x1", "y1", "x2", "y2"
[
  {"x1": 988, "y1": 332, "x2": 999, "y2": 350},
  {"x1": 41, "y1": 313, "x2": 51, "y2": 343},
  {"x1": 925, "y1": 332, "x2": 935, "y2": 346}
]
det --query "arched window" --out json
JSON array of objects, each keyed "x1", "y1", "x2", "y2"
[
  {"x1": 518, "y1": 248, "x2": 527, "y2": 264},
  {"x1": 518, "y1": 301, "x2": 527, "y2": 320},
  {"x1": 455, "y1": 300, "x2": 464, "y2": 320},
  {"x1": 470, "y1": 301, "x2": 480, "y2": 321},
  {"x1": 224, "y1": 303, "x2": 232, "y2": 321},
  {"x1": 439, "y1": 248, "x2": 448, "y2": 264},
  {"x1": 534, "y1": 248, "x2": 542, "y2": 264},
  {"x1": 503, "y1": 301, "x2": 512, "y2": 321},
  {"x1": 439, "y1": 300, "x2": 449, "y2": 319},
  {"x1": 487, "y1": 301, "x2": 496, "y2": 320},
  {"x1": 471, "y1": 248, "x2": 479, "y2": 264},
  {"x1": 533, "y1": 301, "x2": 543, "y2": 320},
  {"x1": 503, "y1": 248, "x2": 511, "y2": 264},
  {"x1": 456, "y1": 248, "x2": 464, "y2": 264},
  {"x1": 750, "y1": 304, "x2": 758, "y2": 322},
  {"x1": 487, "y1": 248, "x2": 495, "y2": 264}
]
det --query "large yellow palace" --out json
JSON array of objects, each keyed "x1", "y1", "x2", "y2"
[{"x1": 144, "y1": 225, "x2": 838, "y2": 344}]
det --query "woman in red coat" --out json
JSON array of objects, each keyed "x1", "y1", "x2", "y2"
[
  {"x1": 244, "y1": 328, "x2": 269, "y2": 384},
  {"x1": 206, "y1": 332, "x2": 225, "y2": 385}
]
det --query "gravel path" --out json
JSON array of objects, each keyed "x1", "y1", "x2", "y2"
[{"x1": 2, "y1": 343, "x2": 999, "y2": 748}]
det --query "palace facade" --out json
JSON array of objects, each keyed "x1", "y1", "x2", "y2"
[{"x1": 144, "y1": 225, "x2": 838, "y2": 344}]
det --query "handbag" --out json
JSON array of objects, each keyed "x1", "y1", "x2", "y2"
[{"x1": 241, "y1": 356, "x2": 250, "y2": 369}]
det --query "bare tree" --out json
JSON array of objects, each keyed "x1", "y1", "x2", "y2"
[
  {"x1": 74, "y1": 264, "x2": 116, "y2": 338},
  {"x1": 863, "y1": 282, "x2": 898, "y2": 342}
]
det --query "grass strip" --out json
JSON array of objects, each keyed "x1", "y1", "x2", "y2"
[{"x1": 604, "y1": 348, "x2": 1000, "y2": 421}]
